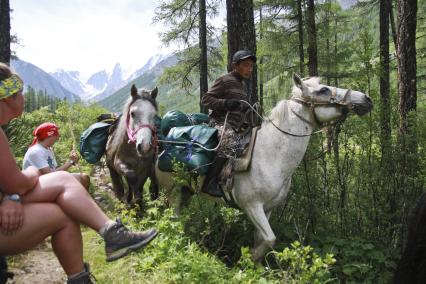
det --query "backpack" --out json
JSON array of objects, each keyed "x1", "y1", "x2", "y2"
[
  {"x1": 0, "y1": 256, "x2": 13, "y2": 284},
  {"x1": 79, "y1": 122, "x2": 111, "y2": 164}
]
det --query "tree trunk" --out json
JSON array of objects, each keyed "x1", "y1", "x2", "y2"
[
  {"x1": 306, "y1": 0, "x2": 318, "y2": 76},
  {"x1": 226, "y1": 0, "x2": 258, "y2": 104},
  {"x1": 297, "y1": 0, "x2": 305, "y2": 77},
  {"x1": 258, "y1": 5, "x2": 264, "y2": 112},
  {"x1": 379, "y1": 0, "x2": 392, "y2": 164},
  {"x1": 380, "y1": 0, "x2": 396, "y2": 235},
  {"x1": 0, "y1": 0, "x2": 11, "y2": 65},
  {"x1": 396, "y1": 0, "x2": 418, "y2": 247},
  {"x1": 199, "y1": 0, "x2": 208, "y2": 114},
  {"x1": 397, "y1": 0, "x2": 417, "y2": 129},
  {"x1": 389, "y1": 0, "x2": 398, "y2": 52}
]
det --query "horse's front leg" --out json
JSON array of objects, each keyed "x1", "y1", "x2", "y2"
[
  {"x1": 244, "y1": 205, "x2": 276, "y2": 263},
  {"x1": 107, "y1": 162, "x2": 125, "y2": 201},
  {"x1": 149, "y1": 176, "x2": 159, "y2": 200},
  {"x1": 126, "y1": 173, "x2": 147, "y2": 207}
]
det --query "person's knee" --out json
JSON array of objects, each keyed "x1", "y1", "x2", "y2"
[{"x1": 81, "y1": 173, "x2": 90, "y2": 190}]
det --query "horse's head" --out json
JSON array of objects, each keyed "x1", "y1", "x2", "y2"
[
  {"x1": 291, "y1": 74, "x2": 373, "y2": 125},
  {"x1": 126, "y1": 84, "x2": 158, "y2": 157}
]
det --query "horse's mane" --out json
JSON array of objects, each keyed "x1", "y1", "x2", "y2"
[
  {"x1": 268, "y1": 100, "x2": 290, "y2": 123},
  {"x1": 268, "y1": 77, "x2": 321, "y2": 123},
  {"x1": 108, "y1": 90, "x2": 157, "y2": 152}
]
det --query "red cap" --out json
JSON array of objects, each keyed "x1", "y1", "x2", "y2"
[{"x1": 30, "y1": 122, "x2": 59, "y2": 146}]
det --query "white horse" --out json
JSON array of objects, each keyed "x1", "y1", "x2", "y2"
[{"x1": 156, "y1": 74, "x2": 373, "y2": 262}]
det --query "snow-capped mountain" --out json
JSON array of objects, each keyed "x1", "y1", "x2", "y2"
[
  {"x1": 86, "y1": 70, "x2": 108, "y2": 90},
  {"x1": 11, "y1": 59, "x2": 80, "y2": 102},
  {"x1": 50, "y1": 69, "x2": 86, "y2": 96},
  {"x1": 51, "y1": 54, "x2": 170, "y2": 102},
  {"x1": 91, "y1": 63, "x2": 128, "y2": 102},
  {"x1": 128, "y1": 54, "x2": 170, "y2": 81}
]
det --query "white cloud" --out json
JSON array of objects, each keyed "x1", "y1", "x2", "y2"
[{"x1": 10, "y1": 0, "x2": 172, "y2": 77}]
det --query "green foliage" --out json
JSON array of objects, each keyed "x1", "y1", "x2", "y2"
[
  {"x1": 82, "y1": 195, "x2": 336, "y2": 283},
  {"x1": 23, "y1": 86, "x2": 62, "y2": 113},
  {"x1": 317, "y1": 236, "x2": 397, "y2": 283},
  {"x1": 5, "y1": 101, "x2": 107, "y2": 169},
  {"x1": 266, "y1": 241, "x2": 336, "y2": 284}
]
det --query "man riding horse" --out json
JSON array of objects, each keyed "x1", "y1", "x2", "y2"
[{"x1": 201, "y1": 50, "x2": 257, "y2": 197}]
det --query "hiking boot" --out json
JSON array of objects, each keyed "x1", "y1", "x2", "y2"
[
  {"x1": 67, "y1": 263, "x2": 95, "y2": 284},
  {"x1": 201, "y1": 157, "x2": 227, "y2": 197},
  {"x1": 202, "y1": 177, "x2": 223, "y2": 197},
  {"x1": 103, "y1": 218, "x2": 158, "y2": 262}
]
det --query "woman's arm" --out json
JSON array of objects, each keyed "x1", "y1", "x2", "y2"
[{"x1": 0, "y1": 130, "x2": 39, "y2": 195}]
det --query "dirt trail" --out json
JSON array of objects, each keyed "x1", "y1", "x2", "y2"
[
  {"x1": 7, "y1": 166, "x2": 113, "y2": 284},
  {"x1": 8, "y1": 242, "x2": 66, "y2": 284}
]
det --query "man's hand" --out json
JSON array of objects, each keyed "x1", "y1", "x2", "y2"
[
  {"x1": 224, "y1": 99, "x2": 241, "y2": 111},
  {"x1": 0, "y1": 199, "x2": 24, "y2": 234},
  {"x1": 69, "y1": 150, "x2": 80, "y2": 164}
]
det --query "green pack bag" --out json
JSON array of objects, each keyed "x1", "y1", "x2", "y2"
[
  {"x1": 79, "y1": 122, "x2": 111, "y2": 164},
  {"x1": 158, "y1": 124, "x2": 218, "y2": 175},
  {"x1": 160, "y1": 110, "x2": 209, "y2": 136}
]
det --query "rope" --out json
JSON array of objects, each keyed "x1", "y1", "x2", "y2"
[{"x1": 157, "y1": 112, "x2": 230, "y2": 152}]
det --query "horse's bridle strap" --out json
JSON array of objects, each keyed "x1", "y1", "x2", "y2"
[{"x1": 126, "y1": 110, "x2": 157, "y2": 145}]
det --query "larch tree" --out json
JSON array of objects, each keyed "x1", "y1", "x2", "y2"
[
  {"x1": 396, "y1": 0, "x2": 418, "y2": 203},
  {"x1": 397, "y1": 0, "x2": 417, "y2": 133},
  {"x1": 226, "y1": 0, "x2": 258, "y2": 104},
  {"x1": 154, "y1": 0, "x2": 220, "y2": 112},
  {"x1": 297, "y1": 0, "x2": 305, "y2": 77},
  {"x1": 199, "y1": 0, "x2": 208, "y2": 113},
  {"x1": 305, "y1": 0, "x2": 318, "y2": 76},
  {"x1": 0, "y1": 0, "x2": 11, "y2": 64}
]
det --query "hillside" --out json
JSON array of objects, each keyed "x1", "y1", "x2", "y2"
[
  {"x1": 98, "y1": 54, "x2": 204, "y2": 114},
  {"x1": 11, "y1": 59, "x2": 80, "y2": 102}
]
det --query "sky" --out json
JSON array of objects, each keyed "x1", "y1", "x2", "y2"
[{"x1": 10, "y1": 0, "x2": 180, "y2": 79}]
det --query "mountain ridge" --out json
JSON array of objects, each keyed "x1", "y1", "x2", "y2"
[{"x1": 11, "y1": 59, "x2": 80, "y2": 102}]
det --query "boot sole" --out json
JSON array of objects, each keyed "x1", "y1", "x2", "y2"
[{"x1": 106, "y1": 230, "x2": 158, "y2": 262}]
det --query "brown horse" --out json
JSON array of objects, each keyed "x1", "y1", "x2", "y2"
[{"x1": 106, "y1": 84, "x2": 159, "y2": 205}]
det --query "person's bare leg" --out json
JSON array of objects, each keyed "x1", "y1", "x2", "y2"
[
  {"x1": 71, "y1": 173, "x2": 90, "y2": 191},
  {"x1": 0, "y1": 203, "x2": 85, "y2": 276},
  {"x1": 22, "y1": 171, "x2": 109, "y2": 231},
  {"x1": 51, "y1": 216, "x2": 84, "y2": 275}
]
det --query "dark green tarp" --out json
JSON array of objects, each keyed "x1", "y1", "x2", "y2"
[
  {"x1": 160, "y1": 110, "x2": 209, "y2": 136},
  {"x1": 158, "y1": 124, "x2": 218, "y2": 175},
  {"x1": 79, "y1": 122, "x2": 111, "y2": 164}
]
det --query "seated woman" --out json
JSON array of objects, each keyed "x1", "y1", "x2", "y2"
[
  {"x1": 0, "y1": 62, "x2": 157, "y2": 284},
  {"x1": 23, "y1": 122, "x2": 90, "y2": 190}
]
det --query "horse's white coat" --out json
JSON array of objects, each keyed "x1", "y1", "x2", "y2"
[{"x1": 156, "y1": 75, "x2": 373, "y2": 261}]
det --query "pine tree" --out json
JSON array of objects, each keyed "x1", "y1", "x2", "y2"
[{"x1": 226, "y1": 0, "x2": 258, "y2": 104}]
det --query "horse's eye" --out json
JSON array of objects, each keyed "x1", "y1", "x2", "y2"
[
  {"x1": 130, "y1": 111, "x2": 135, "y2": 117},
  {"x1": 320, "y1": 87, "x2": 329, "y2": 93}
]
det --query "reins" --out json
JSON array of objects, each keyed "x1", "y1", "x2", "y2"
[
  {"x1": 157, "y1": 112, "x2": 230, "y2": 152},
  {"x1": 156, "y1": 90, "x2": 350, "y2": 154}
]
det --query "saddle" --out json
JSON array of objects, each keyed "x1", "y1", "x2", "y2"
[{"x1": 219, "y1": 126, "x2": 259, "y2": 193}]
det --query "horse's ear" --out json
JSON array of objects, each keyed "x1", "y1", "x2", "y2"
[
  {"x1": 131, "y1": 84, "x2": 138, "y2": 98},
  {"x1": 293, "y1": 74, "x2": 303, "y2": 88},
  {"x1": 151, "y1": 87, "x2": 158, "y2": 100}
]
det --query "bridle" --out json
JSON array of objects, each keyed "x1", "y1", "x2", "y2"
[
  {"x1": 125, "y1": 100, "x2": 158, "y2": 150},
  {"x1": 269, "y1": 87, "x2": 352, "y2": 137}
]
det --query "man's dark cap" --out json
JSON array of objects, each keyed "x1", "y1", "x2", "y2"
[{"x1": 232, "y1": 50, "x2": 256, "y2": 63}]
